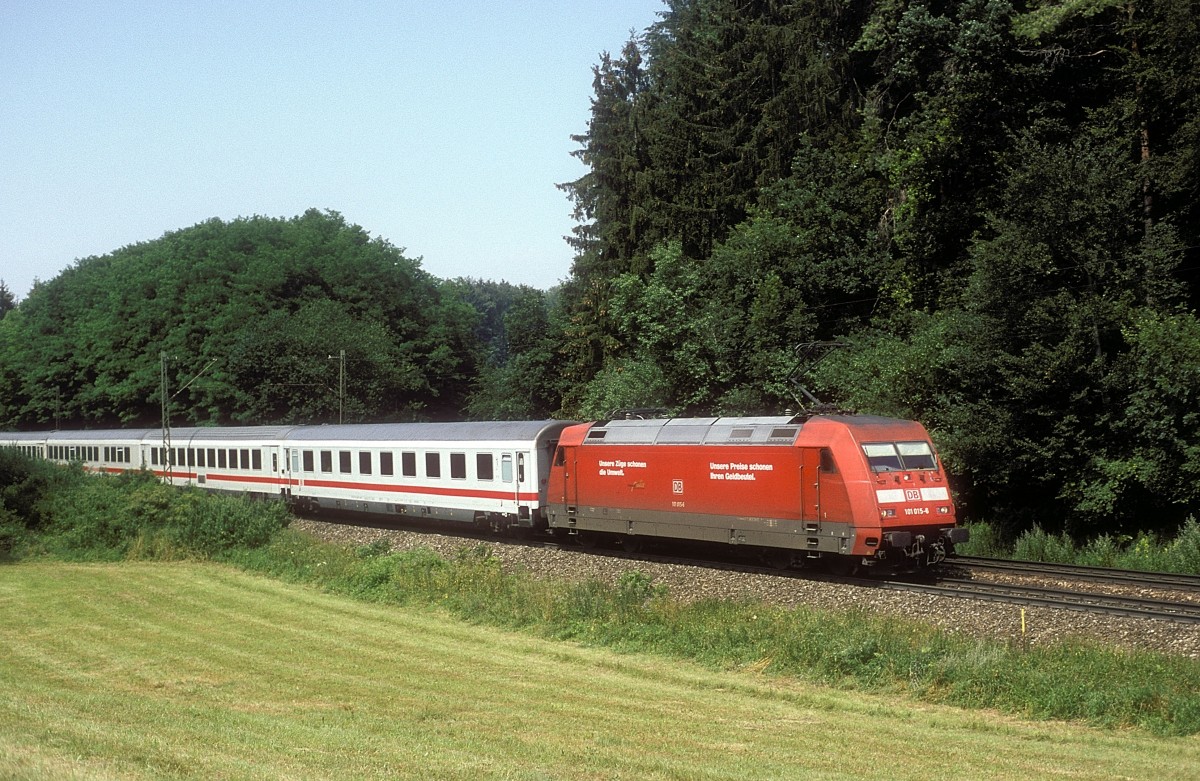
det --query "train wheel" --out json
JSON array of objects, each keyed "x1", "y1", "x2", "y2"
[
  {"x1": 621, "y1": 536, "x2": 644, "y2": 555},
  {"x1": 761, "y1": 548, "x2": 794, "y2": 570},
  {"x1": 576, "y1": 530, "x2": 600, "y2": 549},
  {"x1": 826, "y1": 557, "x2": 860, "y2": 577}
]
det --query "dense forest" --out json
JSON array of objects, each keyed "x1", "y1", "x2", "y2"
[{"x1": 2, "y1": 0, "x2": 1198, "y2": 541}]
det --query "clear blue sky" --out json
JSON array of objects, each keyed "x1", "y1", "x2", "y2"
[{"x1": 1, "y1": 1, "x2": 663, "y2": 300}]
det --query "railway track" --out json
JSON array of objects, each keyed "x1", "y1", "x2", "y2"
[
  {"x1": 862, "y1": 576, "x2": 1200, "y2": 624},
  {"x1": 947, "y1": 555, "x2": 1200, "y2": 592},
  {"x1": 304, "y1": 514, "x2": 1200, "y2": 625}
]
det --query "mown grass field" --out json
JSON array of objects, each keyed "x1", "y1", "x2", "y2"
[{"x1": 2, "y1": 561, "x2": 1198, "y2": 780}]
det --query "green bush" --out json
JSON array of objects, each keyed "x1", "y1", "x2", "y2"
[
  {"x1": 1165, "y1": 517, "x2": 1200, "y2": 573},
  {"x1": 999, "y1": 519, "x2": 1200, "y2": 575},
  {"x1": 954, "y1": 521, "x2": 1009, "y2": 557},
  {"x1": 1013, "y1": 525, "x2": 1079, "y2": 563},
  {"x1": 2, "y1": 460, "x2": 289, "y2": 561}
]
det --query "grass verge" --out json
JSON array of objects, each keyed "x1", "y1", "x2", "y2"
[
  {"x1": 3, "y1": 561, "x2": 1199, "y2": 781},
  {"x1": 228, "y1": 529, "x2": 1200, "y2": 737}
]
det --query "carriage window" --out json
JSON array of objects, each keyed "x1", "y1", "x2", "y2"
[
  {"x1": 380, "y1": 452, "x2": 394, "y2": 476},
  {"x1": 303, "y1": 450, "x2": 314, "y2": 472},
  {"x1": 402, "y1": 451, "x2": 416, "y2": 477},
  {"x1": 426, "y1": 452, "x2": 441, "y2": 478},
  {"x1": 207, "y1": 448, "x2": 216, "y2": 466},
  {"x1": 251, "y1": 450, "x2": 262, "y2": 471},
  {"x1": 501, "y1": 454, "x2": 513, "y2": 483},
  {"x1": 359, "y1": 451, "x2": 372, "y2": 475},
  {"x1": 320, "y1": 450, "x2": 333, "y2": 473},
  {"x1": 339, "y1": 451, "x2": 352, "y2": 474},
  {"x1": 476, "y1": 453, "x2": 493, "y2": 481},
  {"x1": 219, "y1": 449, "x2": 227, "y2": 468},
  {"x1": 450, "y1": 453, "x2": 466, "y2": 479}
]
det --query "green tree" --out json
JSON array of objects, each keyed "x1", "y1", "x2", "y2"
[
  {"x1": 0, "y1": 210, "x2": 480, "y2": 427},
  {"x1": 0, "y1": 281, "x2": 15, "y2": 320}
]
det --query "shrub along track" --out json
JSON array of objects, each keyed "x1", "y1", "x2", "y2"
[{"x1": 291, "y1": 517, "x2": 1200, "y2": 659}]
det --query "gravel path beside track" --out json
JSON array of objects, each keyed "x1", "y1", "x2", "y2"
[{"x1": 292, "y1": 518, "x2": 1200, "y2": 658}]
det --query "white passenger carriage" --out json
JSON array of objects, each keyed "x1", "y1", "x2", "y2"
[
  {"x1": 9, "y1": 429, "x2": 151, "y2": 474},
  {"x1": 1, "y1": 420, "x2": 574, "y2": 530},
  {"x1": 146, "y1": 426, "x2": 296, "y2": 496},
  {"x1": 279, "y1": 421, "x2": 572, "y2": 527},
  {"x1": 0, "y1": 431, "x2": 50, "y2": 460}
]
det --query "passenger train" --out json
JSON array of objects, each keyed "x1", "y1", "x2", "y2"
[{"x1": 0, "y1": 413, "x2": 967, "y2": 570}]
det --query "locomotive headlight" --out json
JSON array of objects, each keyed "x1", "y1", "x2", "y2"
[
  {"x1": 880, "y1": 508, "x2": 896, "y2": 518},
  {"x1": 938, "y1": 506, "x2": 950, "y2": 514}
]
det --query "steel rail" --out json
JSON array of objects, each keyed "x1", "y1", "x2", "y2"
[
  {"x1": 861, "y1": 577, "x2": 1200, "y2": 624},
  {"x1": 948, "y1": 555, "x2": 1200, "y2": 592}
]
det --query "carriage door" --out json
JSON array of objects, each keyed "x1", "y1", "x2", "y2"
[
  {"x1": 502, "y1": 454, "x2": 515, "y2": 512},
  {"x1": 800, "y1": 448, "x2": 822, "y2": 525},
  {"x1": 282, "y1": 447, "x2": 297, "y2": 497},
  {"x1": 558, "y1": 446, "x2": 578, "y2": 519}
]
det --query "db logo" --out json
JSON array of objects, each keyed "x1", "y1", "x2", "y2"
[
  {"x1": 905, "y1": 489, "x2": 921, "y2": 502},
  {"x1": 672, "y1": 480, "x2": 684, "y2": 494}
]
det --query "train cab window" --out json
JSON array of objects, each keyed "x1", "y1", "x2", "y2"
[
  {"x1": 359, "y1": 451, "x2": 372, "y2": 475},
  {"x1": 426, "y1": 452, "x2": 441, "y2": 478},
  {"x1": 476, "y1": 453, "x2": 493, "y2": 481},
  {"x1": 320, "y1": 450, "x2": 333, "y2": 473},
  {"x1": 553, "y1": 447, "x2": 565, "y2": 466},
  {"x1": 402, "y1": 451, "x2": 416, "y2": 477},
  {"x1": 339, "y1": 451, "x2": 352, "y2": 474},
  {"x1": 450, "y1": 453, "x2": 466, "y2": 479},
  {"x1": 863, "y1": 442, "x2": 936, "y2": 472},
  {"x1": 863, "y1": 444, "x2": 901, "y2": 471},
  {"x1": 380, "y1": 452, "x2": 394, "y2": 476},
  {"x1": 819, "y1": 447, "x2": 838, "y2": 473},
  {"x1": 302, "y1": 450, "x2": 314, "y2": 472},
  {"x1": 897, "y1": 442, "x2": 936, "y2": 470}
]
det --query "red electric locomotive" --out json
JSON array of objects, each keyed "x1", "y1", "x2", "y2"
[{"x1": 546, "y1": 414, "x2": 967, "y2": 570}]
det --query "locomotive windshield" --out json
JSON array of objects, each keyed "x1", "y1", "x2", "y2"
[{"x1": 863, "y1": 441, "x2": 937, "y2": 472}]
